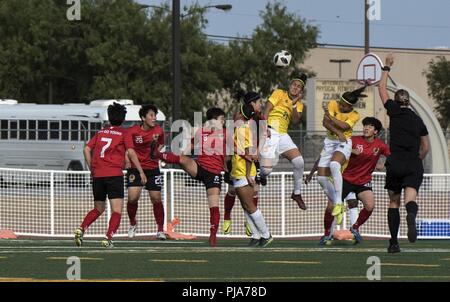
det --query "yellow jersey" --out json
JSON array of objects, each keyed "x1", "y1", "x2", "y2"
[
  {"x1": 326, "y1": 100, "x2": 360, "y2": 139},
  {"x1": 267, "y1": 89, "x2": 303, "y2": 134},
  {"x1": 231, "y1": 122, "x2": 256, "y2": 179}
]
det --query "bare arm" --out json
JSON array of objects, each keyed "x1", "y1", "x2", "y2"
[
  {"x1": 327, "y1": 114, "x2": 351, "y2": 131},
  {"x1": 323, "y1": 116, "x2": 346, "y2": 142},
  {"x1": 379, "y1": 54, "x2": 394, "y2": 105},
  {"x1": 245, "y1": 148, "x2": 256, "y2": 186},
  {"x1": 83, "y1": 146, "x2": 92, "y2": 171},
  {"x1": 305, "y1": 155, "x2": 320, "y2": 185},
  {"x1": 124, "y1": 150, "x2": 131, "y2": 169},
  {"x1": 263, "y1": 101, "x2": 274, "y2": 120},
  {"x1": 291, "y1": 107, "x2": 302, "y2": 125},
  {"x1": 419, "y1": 135, "x2": 430, "y2": 160}
]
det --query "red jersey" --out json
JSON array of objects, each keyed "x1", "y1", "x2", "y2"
[
  {"x1": 125, "y1": 124, "x2": 164, "y2": 170},
  {"x1": 87, "y1": 126, "x2": 133, "y2": 178},
  {"x1": 195, "y1": 127, "x2": 226, "y2": 175},
  {"x1": 343, "y1": 136, "x2": 391, "y2": 185}
]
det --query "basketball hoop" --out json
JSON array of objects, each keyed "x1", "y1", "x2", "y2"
[{"x1": 356, "y1": 53, "x2": 384, "y2": 86}]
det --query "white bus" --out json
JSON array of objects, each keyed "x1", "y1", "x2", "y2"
[{"x1": 0, "y1": 99, "x2": 166, "y2": 171}]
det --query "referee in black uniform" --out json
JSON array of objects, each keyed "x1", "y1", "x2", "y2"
[{"x1": 378, "y1": 54, "x2": 430, "y2": 253}]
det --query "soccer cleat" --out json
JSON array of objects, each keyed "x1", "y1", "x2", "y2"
[
  {"x1": 74, "y1": 227, "x2": 84, "y2": 247},
  {"x1": 406, "y1": 213, "x2": 417, "y2": 243},
  {"x1": 387, "y1": 243, "x2": 401, "y2": 253},
  {"x1": 156, "y1": 231, "x2": 167, "y2": 240},
  {"x1": 248, "y1": 238, "x2": 260, "y2": 247},
  {"x1": 258, "y1": 235, "x2": 273, "y2": 248},
  {"x1": 128, "y1": 224, "x2": 137, "y2": 238},
  {"x1": 101, "y1": 239, "x2": 114, "y2": 248},
  {"x1": 350, "y1": 227, "x2": 362, "y2": 244},
  {"x1": 244, "y1": 222, "x2": 252, "y2": 237},
  {"x1": 223, "y1": 220, "x2": 231, "y2": 235},
  {"x1": 332, "y1": 204, "x2": 344, "y2": 225},
  {"x1": 209, "y1": 233, "x2": 217, "y2": 247},
  {"x1": 318, "y1": 235, "x2": 333, "y2": 246},
  {"x1": 149, "y1": 140, "x2": 160, "y2": 160},
  {"x1": 291, "y1": 193, "x2": 307, "y2": 210}
]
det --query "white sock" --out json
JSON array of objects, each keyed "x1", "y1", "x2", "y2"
[
  {"x1": 349, "y1": 207, "x2": 359, "y2": 227},
  {"x1": 291, "y1": 156, "x2": 304, "y2": 195},
  {"x1": 244, "y1": 210, "x2": 261, "y2": 239},
  {"x1": 249, "y1": 209, "x2": 270, "y2": 238},
  {"x1": 317, "y1": 176, "x2": 335, "y2": 201},
  {"x1": 329, "y1": 161, "x2": 343, "y2": 204},
  {"x1": 330, "y1": 217, "x2": 337, "y2": 238}
]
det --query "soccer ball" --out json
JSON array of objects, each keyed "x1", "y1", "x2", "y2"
[{"x1": 273, "y1": 50, "x2": 292, "y2": 67}]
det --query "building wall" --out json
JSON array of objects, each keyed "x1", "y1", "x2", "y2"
[{"x1": 301, "y1": 46, "x2": 450, "y2": 128}]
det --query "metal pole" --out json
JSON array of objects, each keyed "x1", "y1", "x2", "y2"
[
  {"x1": 172, "y1": 0, "x2": 181, "y2": 122},
  {"x1": 364, "y1": 0, "x2": 370, "y2": 54}
]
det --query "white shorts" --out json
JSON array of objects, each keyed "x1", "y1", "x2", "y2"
[
  {"x1": 232, "y1": 177, "x2": 255, "y2": 188},
  {"x1": 260, "y1": 128, "x2": 297, "y2": 161},
  {"x1": 318, "y1": 137, "x2": 352, "y2": 168},
  {"x1": 344, "y1": 192, "x2": 356, "y2": 201}
]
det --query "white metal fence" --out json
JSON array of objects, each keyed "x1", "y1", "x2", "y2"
[{"x1": 1, "y1": 167, "x2": 449, "y2": 239}]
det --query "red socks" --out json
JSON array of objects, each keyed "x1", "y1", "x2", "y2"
[
  {"x1": 352, "y1": 208, "x2": 373, "y2": 230},
  {"x1": 80, "y1": 208, "x2": 101, "y2": 231},
  {"x1": 153, "y1": 202, "x2": 165, "y2": 232},
  {"x1": 324, "y1": 208, "x2": 333, "y2": 236},
  {"x1": 127, "y1": 202, "x2": 138, "y2": 226},
  {"x1": 210, "y1": 206, "x2": 220, "y2": 234},
  {"x1": 161, "y1": 152, "x2": 180, "y2": 164},
  {"x1": 223, "y1": 193, "x2": 236, "y2": 220},
  {"x1": 106, "y1": 212, "x2": 121, "y2": 240}
]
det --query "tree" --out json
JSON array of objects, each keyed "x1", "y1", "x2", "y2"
[
  {"x1": 211, "y1": 2, "x2": 319, "y2": 114},
  {"x1": 0, "y1": 0, "x2": 318, "y2": 123},
  {"x1": 424, "y1": 56, "x2": 450, "y2": 131}
]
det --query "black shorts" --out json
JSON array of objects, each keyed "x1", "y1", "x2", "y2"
[
  {"x1": 92, "y1": 176, "x2": 124, "y2": 201},
  {"x1": 385, "y1": 156, "x2": 424, "y2": 194},
  {"x1": 126, "y1": 168, "x2": 163, "y2": 191},
  {"x1": 195, "y1": 163, "x2": 222, "y2": 190},
  {"x1": 342, "y1": 179, "x2": 372, "y2": 201}
]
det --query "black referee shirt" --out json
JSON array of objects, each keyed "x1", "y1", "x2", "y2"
[{"x1": 385, "y1": 99, "x2": 428, "y2": 157}]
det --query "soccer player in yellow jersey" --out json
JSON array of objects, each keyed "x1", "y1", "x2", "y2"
[
  {"x1": 232, "y1": 103, "x2": 273, "y2": 247},
  {"x1": 317, "y1": 86, "x2": 367, "y2": 224},
  {"x1": 260, "y1": 74, "x2": 307, "y2": 210}
]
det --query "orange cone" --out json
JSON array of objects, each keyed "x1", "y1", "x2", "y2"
[
  {"x1": 0, "y1": 230, "x2": 17, "y2": 239},
  {"x1": 333, "y1": 229, "x2": 354, "y2": 241},
  {"x1": 165, "y1": 218, "x2": 197, "y2": 240}
]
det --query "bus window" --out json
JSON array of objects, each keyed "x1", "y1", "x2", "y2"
[
  {"x1": 71, "y1": 121, "x2": 79, "y2": 141},
  {"x1": 1, "y1": 120, "x2": 7, "y2": 139},
  {"x1": 50, "y1": 121, "x2": 60, "y2": 140},
  {"x1": 62, "y1": 120, "x2": 69, "y2": 141},
  {"x1": 89, "y1": 122, "x2": 101, "y2": 139},
  {"x1": 38, "y1": 120, "x2": 48, "y2": 140},
  {"x1": 28, "y1": 120, "x2": 36, "y2": 140},
  {"x1": 10, "y1": 120, "x2": 18, "y2": 139},
  {"x1": 19, "y1": 120, "x2": 27, "y2": 140},
  {"x1": 80, "y1": 121, "x2": 88, "y2": 141}
]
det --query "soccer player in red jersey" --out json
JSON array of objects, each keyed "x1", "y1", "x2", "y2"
[
  {"x1": 74, "y1": 103, "x2": 147, "y2": 248},
  {"x1": 124, "y1": 104, "x2": 166, "y2": 240},
  {"x1": 150, "y1": 107, "x2": 226, "y2": 247},
  {"x1": 316, "y1": 117, "x2": 390, "y2": 245}
]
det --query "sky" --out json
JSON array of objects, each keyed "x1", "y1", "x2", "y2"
[{"x1": 138, "y1": 0, "x2": 450, "y2": 49}]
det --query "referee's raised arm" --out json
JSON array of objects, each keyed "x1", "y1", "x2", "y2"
[{"x1": 378, "y1": 53, "x2": 394, "y2": 104}]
